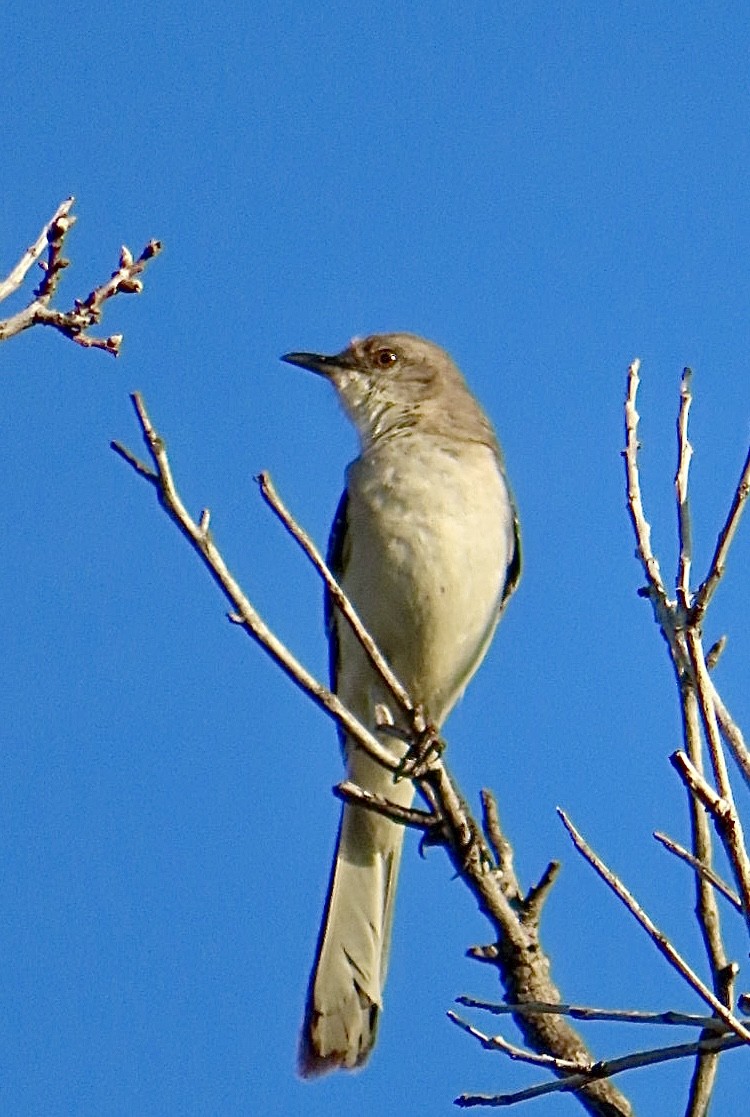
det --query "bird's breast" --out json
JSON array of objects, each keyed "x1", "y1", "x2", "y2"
[{"x1": 339, "y1": 438, "x2": 515, "y2": 724}]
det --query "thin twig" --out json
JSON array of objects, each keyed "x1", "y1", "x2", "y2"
[
  {"x1": 557, "y1": 809, "x2": 750, "y2": 1043},
  {"x1": 622, "y1": 359, "x2": 668, "y2": 598},
  {"x1": 686, "y1": 633, "x2": 737, "y2": 809},
  {"x1": 670, "y1": 368, "x2": 732, "y2": 1113},
  {"x1": 480, "y1": 789, "x2": 521, "y2": 901},
  {"x1": 686, "y1": 630, "x2": 750, "y2": 927},
  {"x1": 677, "y1": 675, "x2": 729, "y2": 1109},
  {"x1": 0, "y1": 203, "x2": 162, "y2": 355},
  {"x1": 623, "y1": 359, "x2": 746, "y2": 1112},
  {"x1": 672, "y1": 751, "x2": 728, "y2": 817},
  {"x1": 654, "y1": 830, "x2": 741, "y2": 911},
  {"x1": 709, "y1": 679, "x2": 750, "y2": 790},
  {"x1": 454, "y1": 1031, "x2": 745, "y2": 1108},
  {"x1": 675, "y1": 367, "x2": 694, "y2": 611},
  {"x1": 523, "y1": 862, "x2": 561, "y2": 921},
  {"x1": 257, "y1": 471, "x2": 415, "y2": 718},
  {"x1": 115, "y1": 392, "x2": 634, "y2": 1117},
  {"x1": 671, "y1": 740, "x2": 750, "y2": 938},
  {"x1": 113, "y1": 395, "x2": 400, "y2": 776},
  {"x1": 447, "y1": 1011, "x2": 586, "y2": 1072},
  {"x1": 677, "y1": 679, "x2": 729, "y2": 959},
  {"x1": 0, "y1": 197, "x2": 75, "y2": 303},
  {"x1": 693, "y1": 440, "x2": 750, "y2": 623},
  {"x1": 455, "y1": 996, "x2": 728, "y2": 1030},
  {"x1": 333, "y1": 780, "x2": 439, "y2": 830}
]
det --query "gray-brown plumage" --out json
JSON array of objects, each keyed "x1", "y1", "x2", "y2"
[{"x1": 282, "y1": 333, "x2": 520, "y2": 1075}]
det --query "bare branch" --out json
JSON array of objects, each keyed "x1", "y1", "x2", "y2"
[
  {"x1": 447, "y1": 1011, "x2": 586, "y2": 1072},
  {"x1": 677, "y1": 675, "x2": 729, "y2": 1110},
  {"x1": 114, "y1": 394, "x2": 400, "y2": 777},
  {"x1": 115, "y1": 394, "x2": 634, "y2": 1117},
  {"x1": 0, "y1": 197, "x2": 75, "y2": 303},
  {"x1": 257, "y1": 471, "x2": 415, "y2": 718},
  {"x1": 455, "y1": 997, "x2": 728, "y2": 1030},
  {"x1": 622, "y1": 359, "x2": 750, "y2": 1110},
  {"x1": 0, "y1": 199, "x2": 162, "y2": 355},
  {"x1": 523, "y1": 861, "x2": 561, "y2": 922},
  {"x1": 480, "y1": 789, "x2": 521, "y2": 902},
  {"x1": 654, "y1": 830, "x2": 741, "y2": 911},
  {"x1": 686, "y1": 633, "x2": 738, "y2": 811},
  {"x1": 622, "y1": 359, "x2": 668, "y2": 600},
  {"x1": 675, "y1": 367, "x2": 694, "y2": 611},
  {"x1": 333, "y1": 780, "x2": 439, "y2": 830},
  {"x1": 709, "y1": 678, "x2": 750, "y2": 790},
  {"x1": 671, "y1": 739, "x2": 750, "y2": 938},
  {"x1": 454, "y1": 1030, "x2": 744, "y2": 1109},
  {"x1": 557, "y1": 809, "x2": 750, "y2": 1043},
  {"x1": 693, "y1": 439, "x2": 750, "y2": 623}
]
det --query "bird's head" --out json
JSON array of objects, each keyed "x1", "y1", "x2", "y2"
[{"x1": 281, "y1": 333, "x2": 467, "y2": 446}]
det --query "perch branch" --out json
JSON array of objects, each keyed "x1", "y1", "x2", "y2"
[
  {"x1": 257, "y1": 471, "x2": 415, "y2": 719},
  {"x1": 114, "y1": 393, "x2": 634, "y2": 1117},
  {"x1": 112, "y1": 395, "x2": 399, "y2": 776}
]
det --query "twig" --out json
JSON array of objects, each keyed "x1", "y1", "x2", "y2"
[
  {"x1": 257, "y1": 471, "x2": 415, "y2": 718},
  {"x1": 709, "y1": 679, "x2": 750, "y2": 790},
  {"x1": 523, "y1": 862, "x2": 561, "y2": 922},
  {"x1": 333, "y1": 780, "x2": 439, "y2": 830},
  {"x1": 0, "y1": 197, "x2": 75, "y2": 303},
  {"x1": 623, "y1": 359, "x2": 748, "y2": 1112},
  {"x1": 693, "y1": 439, "x2": 750, "y2": 623},
  {"x1": 0, "y1": 199, "x2": 162, "y2": 355},
  {"x1": 115, "y1": 393, "x2": 634, "y2": 1117},
  {"x1": 622, "y1": 359, "x2": 668, "y2": 599},
  {"x1": 654, "y1": 830, "x2": 741, "y2": 911},
  {"x1": 112, "y1": 394, "x2": 399, "y2": 777},
  {"x1": 677, "y1": 674, "x2": 729, "y2": 1115},
  {"x1": 455, "y1": 996, "x2": 728, "y2": 1030},
  {"x1": 686, "y1": 633, "x2": 737, "y2": 810},
  {"x1": 670, "y1": 366, "x2": 735, "y2": 1113},
  {"x1": 675, "y1": 367, "x2": 694, "y2": 612},
  {"x1": 447, "y1": 1011, "x2": 586, "y2": 1072},
  {"x1": 671, "y1": 742, "x2": 750, "y2": 937},
  {"x1": 480, "y1": 789, "x2": 521, "y2": 901},
  {"x1": 454, "y1": 1031, "x2": 744, "y2": 1108},
  {"x1": 557, "y1": 809, "x2": 750, "y2": 1043}
]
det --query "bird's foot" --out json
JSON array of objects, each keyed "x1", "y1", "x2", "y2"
[{"x1": 396, "y1": 712, "x2": 444, "y2": 780}]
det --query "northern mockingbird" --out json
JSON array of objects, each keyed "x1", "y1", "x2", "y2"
[{"x1": 282, "y1": 333, "x2": 520, "y2": 1076}]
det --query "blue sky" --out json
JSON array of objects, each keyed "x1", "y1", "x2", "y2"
[{"x1": 3, "y1": 3, "x2": 750, "y2": 1114}]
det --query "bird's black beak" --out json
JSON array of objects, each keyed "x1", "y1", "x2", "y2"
[
  {"x1": 281, "y1": 349, "x2": 357, "y2": 376},
  {"x1": 280, "y1": 351, "x2": 337, "y2": 376}
]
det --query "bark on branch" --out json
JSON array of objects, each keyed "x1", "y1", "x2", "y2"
[
  {"x1": 113, "y1": 392, "x2": 633, "y2": 1117},
  {"x1": 0, "y1": 198, "x2": 162, "y2": 355}
]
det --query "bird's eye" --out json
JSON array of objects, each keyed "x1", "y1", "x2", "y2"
[{"x1": 374, "y1": 348, "x2": 397, "y2": 367}]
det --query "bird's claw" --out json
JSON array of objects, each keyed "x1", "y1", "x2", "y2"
[{"x1": 395, "y1": 720, "x2": 444, "y2": 781}]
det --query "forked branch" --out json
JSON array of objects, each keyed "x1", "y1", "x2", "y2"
[
  {"x1": 0, "y1": 198, "x2": 162, "y2": 355},
  {"x1": 113, "y1": 392, "x2": 633, "y2": 1117}
]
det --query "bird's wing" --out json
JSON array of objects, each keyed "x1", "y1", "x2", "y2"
[
  {"x1": 325, "y1": 488, "x2": 350, "y2": 748},
  {"x1": 501, "y1": 507, "x2": 522, "y2": 608}
]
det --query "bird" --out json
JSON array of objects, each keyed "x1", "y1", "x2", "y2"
[{"x1": 281, "y1": 332, "x2": 520, "y2": 1077}]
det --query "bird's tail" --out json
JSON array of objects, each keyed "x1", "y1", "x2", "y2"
[{"x1": 298, "y1": 796, "x2": 409, "y2": 1076}]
